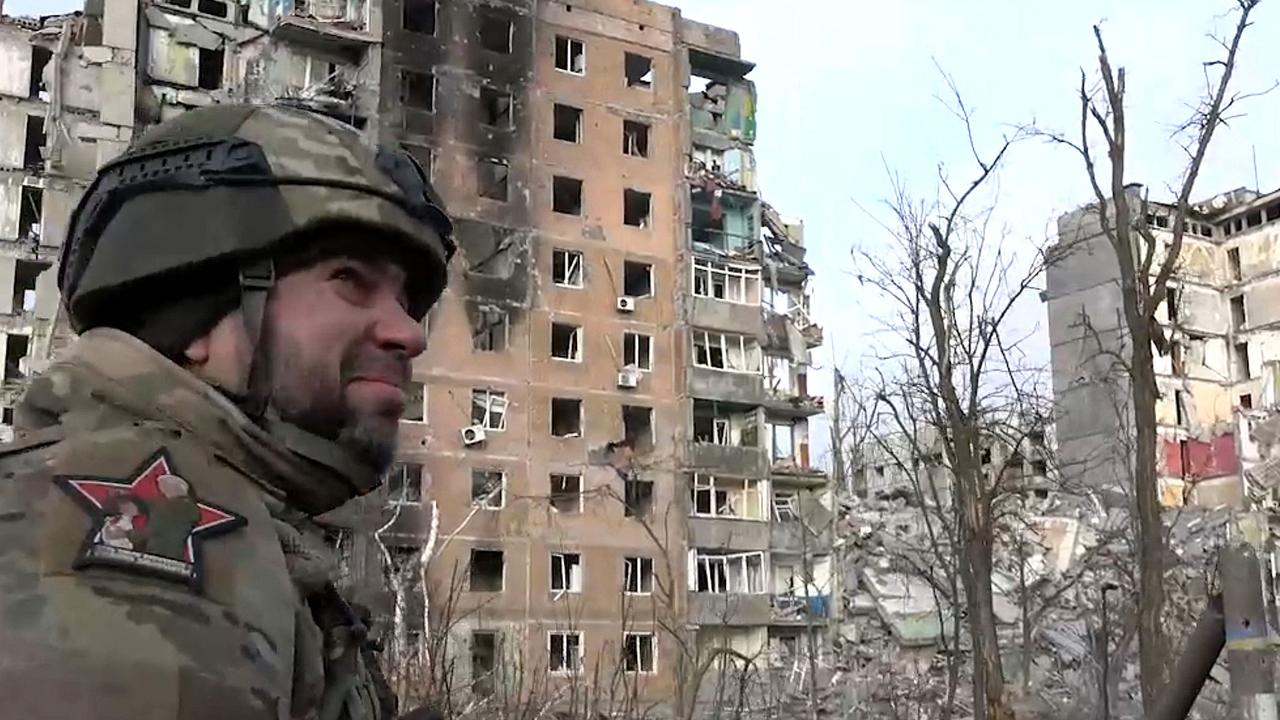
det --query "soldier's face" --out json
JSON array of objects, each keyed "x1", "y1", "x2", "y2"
[{"x1": 264, "y1": 254, "x2": 427, "y2": 471}]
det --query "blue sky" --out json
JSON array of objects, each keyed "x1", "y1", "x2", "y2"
[{"x1": 12, "y1": 0, "x2": 1280, "y2": 445}]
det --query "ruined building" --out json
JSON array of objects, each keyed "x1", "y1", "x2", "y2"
[
  {"x1": 1, "y1": 0, "x2": 832, "y2": 714},
  {"x1": 1046, "y1": 185, "x2": 1280, "y2": 508}
]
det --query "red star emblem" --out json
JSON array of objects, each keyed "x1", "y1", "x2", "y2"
[{"x1": 55, "y1": 449, "x2": 246, "y2": 592}]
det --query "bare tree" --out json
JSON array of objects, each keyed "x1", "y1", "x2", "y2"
[
  {"x1": 856, "y1": 71, "x2": 1046, "y2": 719},
  {"x1": 1039, "y1": 2, "x2": 1264, "y2": 709}
]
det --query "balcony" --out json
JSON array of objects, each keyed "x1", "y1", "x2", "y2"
[
  {"x1": 690, "y1": 442, "x2": 768, "y2": 477},
  {"x1": 689, "y1": 366, "x2": 765, "y2": 405},
  {"x1": 689, "y1": 516, "x2": 770, "y2": 551},
  {"x1": 769, "y1": 594, "x2": 831, "y2": 624},
  {"x1": 769, "y1": 457, "x2": 828, "y2": 486},
  {"x1": 688, "y1": 593, "x2": 771, "y2": 626},
  {"x1": 270, "y1": 0, "x2": 376, "y2": 56},
  {"x1": 689, "y1": 295, "x2": 763, "y2": 336},
  {"x1": 762, "y1": 392, "x2": 824, "y2": 418},
  {"x1": 769, "y1": 520, "x2": 832, "y2": 554}
]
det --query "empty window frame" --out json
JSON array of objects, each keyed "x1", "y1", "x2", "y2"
[
  {"x1": 1229, "y1": 247, "x2": 1243, "y2": 281},
  {"x1": 623, "y1": 332, "x2": 652, "y2": 371},
  {"x1": 402, "y1": 0, "x2": 436, "y2": 34},
  {"x1": 197, "y1": 47, "x2": 224, "y2": 90},
  {"x1": 553, "y1": 103, "x2": 582, "y2": 143},
  {"x1": 549, "y1": 631, "x2": 582, "y2": 673},
  {"x1": 550, "y1": 552, "x2": 582, "y2": 593},
  {"x1": 552, "y1": 176, "x2": 583, "y2": 215},
  {"x1": 477, "y1": 10, "x2": 513, "y2": 54},
  {"x1": 18, "y1": 186, "x2": 42, "y2": 241},
  {"x1": 624, "y1": 556, "x2": 654, "y2": 594},
  {"x1": 477, "y1": 158, "x2": 510, "y2": 201},
  {"x1": 471, "y1": 631, "x2": 498, "y2": 696},
  {"x1": 769, "y1": 421, "x2": 795, "y2": 462},
  {"x1": 692, "y1": 550, "x2": 766, "y2": 594},
  {"x1": 471, "y1": 469, "x2": 505, "y2": 509},
  {"x1": 479, "y1": 86, "x2": 513, "y2": 128},
  {"x1": 623, "y1": 260, "x2": 654, "y2": 297},
  {"x1": 622, "y1": 405, "x2": 653, "y2": 451},
  {"x1": 550, "y1": 473, "x2": 583, "y2": 513},
  {"x1": 12, "y1": 259, "x2": 47, "y2": 313},
  {"x1": 692, "y1": 400, "x2": 758, "y2": 447},
  {"x1": 551, "y1": 397, "x2": 582, "y2": 437},
  {"x1": 692, "y1": 330, "x2": 761, "y2": 373},
  {"x1": 625, "y1": 479, "x2": 653, "y2": 518},
  {"x1": 470, "y1": 305, "x2": 510, "y2": 352},
  {"x1": 623, "y1": 190, "x2": 651, "y2": 228},
  {"x1": 550, "y1": 322, "x2": 582, "y2": 361},
  {"x1": 691, "y1": 474, "x2": 765, "y2": 520},
  {"x1": 624, "y1": 53, "x2": 653, "y2": 89},
  {"x1": 401, "y1": 69, "x2": 435, "y2": 111},
  {"x1": 23, "y1": 115, "x2": 45, "y2": 169},
  {"x1": 403, "y1": 381, "x2": 427, "y2": 422},
  {"x1": 692, "y1": 258, "x2": 761, "y2": 304},
  {"x1": 772, "y1": 491, "x2": 799, "y2": 522},
  {"x1": 1231, "y1": 295, "x2": 1247, "y2": 329},
  {"x1": 554, "y1": 35, "x2": 586, "y2": 75},
  {"x1": 1235, "y1": 342, "x2": 1251, "y2": 381},
  {"x1": 470, "y1": 549, "x2": 505, "y2": 592},
  {"x1": 386, "y1": 462, "x2": 424, "y2": 504},
  {"x1": 623, "y1": 120, "x2": 650, "y2": 157},
  {"x1": 622, "y1": 632, "x2": 656, "y2": 673},
  {"x1": 765, "y1": 356, "x2": 794, "y2": 394},
  {"x1": 552, "y1": 248, "x2": 584, "y2": 288},
  {"x1": 471, "y1": 389, "x2": 509, "y2": 431}
]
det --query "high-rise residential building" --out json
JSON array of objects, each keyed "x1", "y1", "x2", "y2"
[
  {"x1": 0, "y1": 0, "x2": 832, "y2": 714},
  {"x1": 1046, "y1": 185, "x2": 1280, "y2": 508}
]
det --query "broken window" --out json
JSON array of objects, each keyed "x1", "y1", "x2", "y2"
[
  {"x1": 477, "y1": 158, "x2": 510, "y2": 201},
  {"x1": 3, "y1": 334, "x2": 28, "y2": 382},
  {"x1": 30, "y1": 46, "x2": 52, "y2": 99},
  {"x1": 552, "y1": 248, "x2": 584, "y2": 288},
  {"x1": 479, "y1": 87, "x2": 513, "y2": 128},
  {"x1": 401, "y1": 70, "x2": 435, "y2": 111},
  {"x1": 1235, "y1": 342, "x2": 1251, "y2": 381},
  {"x1": 1174, "y1": 390, "x2": 1186, "y2": 426},
  {"x1": 402, "y1": 381, "x2": 426, "y2": 422},
  {"x1": 13, "y1": 259, "x2": 49, "y2": 313},
  {"x1": 769, "y1": 422, "x2": 795, "y2": 462},
  {"x1": 470, "y1": 549, "x2": 505, "y2": 592},
  {"x1": 554, "y1": 35, "x2": 586, "y2": 75},
  {"x1": 1170, "y1": 342, "x2": 1184, "y2": 375},
  {"x1": 766, "y1": 356, "x2": 793, "y2": 394},
  {"x1": 471, "y1": 469, "x2": 505, "y2": 509},
  {"x1": 23, "y1": 116, "x2": 45, "y2": 170},
  {"x1": 692, "y1": 330, "x2": 761, "y2": 373},
  {"x1": 1229, "y1": 247, "x2": 1242, "y2": 281},
  {"x1": 552, "y1": 176, "x2": 583, "y2": 215},
  {"x1": 549, "y1": 632, "x2": 582, "y2": 673},
  {"x1": 553, "y1": 103, "x2": 582, "y2": 143},
  {"x1": 19, "y1": 186, "x2": 42, "y2": 242},
  {"x1": 623, "y1": 190, "x2": 651, "y2": 228},
  {"x1": 623, "y1": 332, "x2": 652, "y2": 371},
  {"x1": 471, "y1": 389, "x2": 508, "y2": 431},
  {"x1": 462, "y1": 224, "x2": 517, "y2": 277},
  {"x1": 403, "y1": 0, "x2": 436, "y2": 34},
  {"x1": 1165, "y1": 287, "x2": 1178, "y2": 323},
  {"x1": 550, "y1": 322, "x2": 582, "y2": 361},
  {"x1": 625, "y1": 479, "x2": 653, "y2": 518},
  {"x1": 694, "y1": 400, "x2": 732, "y2": 445},
  {"x1": 623, "y1": 405, "x2": 653, "y2": 452},
  {"x1": 692, "y1": 551, "x2": 766, "y2": 593},
  {"x1": 623, "y1": 260, "x2": 653, "y2": 297},
  {"x1": 551, "y1": 397, "x2": 582, "y2": 438},
  {"x1": 197, "y1": 0, "x2": 230, "y2": 18},
  {"x1": 550, "y1": 552, "x2": 582, "y2": 593},
  {"x1": 1231, "y1": 295, "x2": 1247, "y2": 329},
  {"x1": 550, "y1": 473, "x2": 582, "y2": 513},
  {"x1": 624, "y1": 556, "x2": 654, "y2": 594},
  {"x1": 623, "y1": 120, "x2": 650, "y2": 158},
  {"x1": 772, "y1": 491, "x2": 799, "y2": 522},
  {"x1": 477, "y1": 10, "x2": 513, "y2": 54},
  {"x1": 386, "y1": 462, "x2": 424, "y2": 504},
  {"x1": 470, "y1": 305, "x2": 509, "y2": 352},
  {"x1": 691, "y1": 474, "x2": 765, "y2": 520},
  {"x1": 692, "y1": 259, "x2": 761, "y2": 304},
  {"x1": 692, "y1": 144, "x2": 724, "y2": 173},
  {"x1": 624, "y1": 53, "x2": 653, "y2": 89},
  {"x1": 622, "y1": 633, "x2": 656, "y2": 673},
  {"x1": 197, "y1": 47, "x2": 224, "y2": 90},
  {"x1": 1241, "y1": 394, "x2": 1255, "y2": 410},
  {"x1": 471, "y1": 631, "x2": 497, "y2": 696}
]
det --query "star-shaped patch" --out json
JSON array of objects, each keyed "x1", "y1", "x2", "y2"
[{"x1": 54, "y1": 448, "x2": 246, "y2": 592}]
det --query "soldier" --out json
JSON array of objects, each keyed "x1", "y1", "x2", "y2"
[{"x1": 0, "y1": 103, "x2": 454, "y2": 719}]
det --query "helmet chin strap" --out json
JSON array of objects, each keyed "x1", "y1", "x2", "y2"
[{"x1": 235, "y1": 258, "x2": 385, "y2": 499}]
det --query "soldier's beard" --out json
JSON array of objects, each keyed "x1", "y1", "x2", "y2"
[{"x1": 267, "y1": 337, "x2": 405, "y2": 474}]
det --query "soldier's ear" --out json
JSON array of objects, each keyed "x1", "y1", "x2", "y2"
[{"x1": 183, "y1": 335, "x2": 211, "y2": 366}]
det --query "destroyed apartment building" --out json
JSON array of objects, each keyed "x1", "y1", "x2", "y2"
[{"x1": 1048, "y1": 184, "x2": 1280, "y2": 508}]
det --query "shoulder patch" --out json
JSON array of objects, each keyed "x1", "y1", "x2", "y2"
[{"x1": 53, "y1": 448, "x2": 247, "y2": 592}]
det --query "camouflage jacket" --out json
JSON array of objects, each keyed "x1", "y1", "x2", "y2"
[{"x1": 0, "y1": 329, "x2": 392, "y2": 720}]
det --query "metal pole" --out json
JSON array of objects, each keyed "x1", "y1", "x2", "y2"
[
  {"x1": 1149, "y1": 594, "x2": 1225, "y2": 720},
  {"x1": 1101, "y1": 587, "x2": 1110, "y2": 720}
]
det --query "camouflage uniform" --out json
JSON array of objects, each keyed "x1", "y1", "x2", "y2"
[{"x1": 0, "y1": 104, "x2": 453, "y2": 719}]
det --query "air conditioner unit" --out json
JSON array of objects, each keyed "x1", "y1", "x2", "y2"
[
  {"x1": 461, "y1": 425, "x2": 487, "y2": 446},
  {"x1": 617, "y1": 369, "x2": 640, "y2": 389},
  {"x1": 616, "y1": 296, "x2": 636, "y2": 313}
]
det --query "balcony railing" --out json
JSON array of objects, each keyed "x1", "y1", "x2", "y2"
[{"x1": 770, "y1": 593, "x2": 830, "y2": 622}]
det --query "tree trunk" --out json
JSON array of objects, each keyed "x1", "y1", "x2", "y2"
[
  {"x1": 956, "y1": 463, "x2": 1014, "y2": 720},
  {"x1": 1130, "y1": 337, "x2": 1169, "y2": 710}
]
